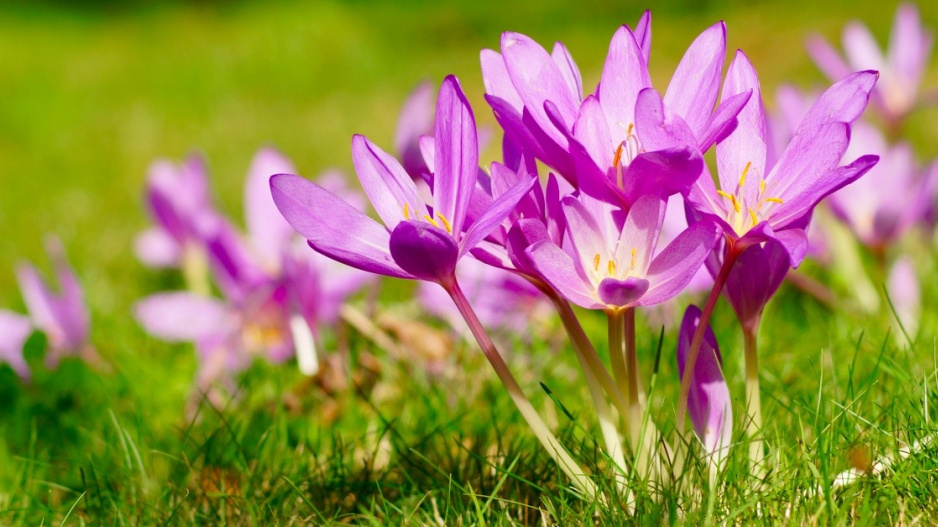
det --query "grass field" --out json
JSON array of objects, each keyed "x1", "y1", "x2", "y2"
[{"x1": 1, "y1": 0, "x2": 938, "y2": 524}]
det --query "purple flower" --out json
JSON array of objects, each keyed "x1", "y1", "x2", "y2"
[
  {"x1": 482, "y1": 14, "x2": 746, "y2": 201},
  {"x1": 827, "y1": 123, "x2": 938, "y2": 250},
  {"x1": 270, "y1": 75, "x2": 535, "y2": 287},
  {"x1": 0, "y1": 238, "x2": 93, "y2": 377},
  {"x1": 137, "y1": 149, "x2": 372, "y2": 386},
  {"x1": 135, "y1": 155, "x2": 216, "y2": 268},
  {"x1": 526, "y1": 193, "x2": 719, "y2": 310},
  {"x1": 807, "y1": 3, "x2": 934, "y2": 123},
  {"x1": 395, "y1": 80, "x2": 436, "y2": 180},
  {"x1": 721, "y1": 239, "x2": 790, "y2": 332},
  {"x1": 886, "y1": 255, "x2": 920, "y2": 339},
  {"x1": 685, "y1": 51, "x2": 879, "y2": 267},
  {"x1": 677, "y1": 305, "x2": 732, "y2": 469}
]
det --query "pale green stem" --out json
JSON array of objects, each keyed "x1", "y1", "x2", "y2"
[
  {"x1": 743, "y1": 319, "x2": 765, "y2": 477},
  {"x1": 182, "y1": 245, "x2": 211, "y2": 296},
  {"x1": 623, "y1": 308, "x2": 641, "y2": 449},
  {"x1": 549, "y1": 296, "x2": 629, "y2": 498},
  {"x1": 607, "y1": 309, "x2": 631, "y2": 415},
  {"x1": 446, "y1": 280, "x2": 597, "y2": 499}
]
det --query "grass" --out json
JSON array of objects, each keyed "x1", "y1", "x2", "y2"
[{"x1": 1, "y1": 0, "x2": 938, "y2": 524}]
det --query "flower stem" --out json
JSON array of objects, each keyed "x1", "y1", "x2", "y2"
[
  {"x1": 446, "y1": 280, "x2": 597, "y2": 498},
  {"x1": 182, "y1": 245, "x2": 211, "y2": 297},
  {"x1": 676, "y1": 243, "x2": 742, "y2": 436},
  {"x1": 548, "y1": 295, "x2": 629, "y2": 490},
  {"x1": 607, "y1": 309, "x2": 631, "y2": 416},
  {"x1": 623, "y1": 309, "x2": 641, "y2": 449},
  {"x1": 743, "y1": 320, "x2": 765, "y2": 477}
]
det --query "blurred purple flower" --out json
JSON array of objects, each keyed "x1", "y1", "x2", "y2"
[
  {"x1": 526, "y1": 194, "x2": 719, "y2": 310},
  {"x1": 395, "y1": 80, "x2": 436, "y2": 180},
  {"x1": 677, "y1": 304, "x2": 732, "y2": 470},
  {"x1": 686, "y1": 51, "x2": 879, "y2": 267},
  {"x1": 827, "y1": 123, "x2": 938, "y2": 250},
  {"x1": 418, "y1": 258, "x2": 546, "y2": 339},
  {"x1": 136, "y1": 148, "x2": 372, "y2": 386},
  {"x1": 271, "y1": 75, "x2": 534, "y2": 287},
  {"x1": 0, "y1": 238, "x2": 93, "y2": 377},
  {"x1": 886, "y1": 255, "x2": 920, "y2": 339},
  {"x1": 135, "y1": 155, "x2": 216, "y2": 268},
  {"x1": 807, "y1": 3, "x2": 934, "y2": 123}
]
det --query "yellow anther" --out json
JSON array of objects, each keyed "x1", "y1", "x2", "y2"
[
  {"x1": 759, "y1": 179, "x2": 766, "y2": 194},
  {"x1": 627, "y1": 123, "x2": 634, "y2": 136},
  {"x1": 612, "y1": 143, "x2": 624, "y2": 169},
  {"x1": 593, "y1": 253, "x2": 601, "y2": 272},
  {"x1": 608, "y1": 260, "x2": 617, "y2": 276},
  {"x1": 436, "y1": 212, "x2": 453, "y2": 233},
  {"x1": 748, "y1": 207, "x2": 758, "y2": 226},
  {"x1": 403, "y1": 203, "x2": 410, "y2": 220},
  {"x1": 630, "y1": 247, "x2": 637, "y2": 269},
  {"x1": 764, "y1": 197, "x2": 784, "y2": 204},
  {"x1": 738, "y1": 161, "x2": 752, "y2": 188},
  {"x1": 717, "y1": 190, "x2": 741, "y2": 213},
  {"x1": 423, "y1": 214, "x2": 440, "y2": 228}
]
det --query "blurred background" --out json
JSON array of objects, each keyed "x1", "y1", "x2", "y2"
[{"x1": 0, "y1": 0, "x2": 935, "y2": 383}]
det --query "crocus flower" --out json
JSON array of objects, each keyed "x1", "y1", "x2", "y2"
[
  {"x1": 134, "y1": 155, "x2": 216, "y2": 268},
  {"x1": 526, "y1": 193, "x2": 719, "y2": 310},
  {"x1": 482, "y1": 14, "x2": 746, "y2": 202},
  {"x1": 886, "y1": 255, "x2": 920, "y2": 339},
  {"x1": 721, "y1": 239, "x2": 790, "y2": 332},
  {"x1": 0, "y1": 238, "x2": 94, "y2": 376},
  {"x1": 807, "y1": 3, "x2": 934, "y2": 124},
  {"x1": 395, "y1": 80, "x2": 436, "y2": 180},
  {"x1": 270, "y1": 75, "x2": 535, "y2": 287},
  {"x1": 136, "y1": 149, "x2": 371, "y2": 387},
  {"x1": 677, "y1": 304, "x2": 732, "y2": 470},
  {"x1": 681, "y1": 51, "x2": 879, "y2": 267},
  {"x1": 0, "y1": 311, "x2": 32, "y2": 378},
  {"x1": 827, "y1": 123, "x2": 938, "y2": 250}
]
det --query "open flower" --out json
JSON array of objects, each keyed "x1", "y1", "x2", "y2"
[
  {"x1": 0, "y1": 238, "x2": 93, "y2": 377},
  {"x1": 827, "y1": 123, "x2": 938, "y2": 250},
  {"x1": 677, "y1": 305, "x2": 732, "y2": 470},
  {"x1": 482, "y1": 14, "x2": 746, "y2": 202},
  {"x1": 134, "y1": 155, "x2": 216, "y2": 268},
  {"x1": 136, "y1": 149, "x2": 372, "y2": 387},
  {"x1": 270, "y1": 75, "x2": 534, "y2": 287},
  {"x1": 807, "y1": 3, "x2": 934, "y2": 124},
  {"x1": 526, "y1": 194, "x2": 718, "y2": 310},
  {"x1": 685, "y1": 51, "x2": 879, "y2": 267}
]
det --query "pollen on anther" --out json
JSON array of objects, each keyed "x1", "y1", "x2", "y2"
[
  {"x1": 593, "y1": 253, "x2": 601, "y2": 272},
  {"x1": 436, "y1": 212, "x2": 453, "y2": 233},
  {"x1": 608, "y1": 260, "x2": 617, "y2": 276},
  {"x1": 630, "y1": 247, "x2": 637, "y2": 269},
  {"x1": 738, "y1": 161, "x2": 752, "y2": 188},
  {"x1": 403, "y1": 203, "x2": 410, "y2": 220},
  {"x1": 764, "y1": 197, "x2": 784, "y2": 204},
  {"x1": 612, "y1": 144, "x2": 624, "y2": 169},
  {"x1": 748, "y1": 207, "x2": 758, "y2": 226},
  {"x1": 423, "y1": 214, "x2": 440, "y2": 228},
  {"x1": 626, "y1": 123, "x2": 634, "y2": 136}
]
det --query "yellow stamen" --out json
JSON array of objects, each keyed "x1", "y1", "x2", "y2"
[
  {"x1": 717, "y1": 190, "x2": 741, "y2": 213},
  {"x1": 626, "y1": 123, "x2": 634, "y2": 136},
  {"x1": 612, "y1": 143, "x2": 624, "y2": 169},
  {"x1": 748, "y1": 207, "x2": 758, "y2": 226},
  {"x1": 423, "y1": 214, "x2": 440, "y2": 228},
  {"x1": 738, "y1": 161, "x2": 752, "y2": 188},
  {"x1": 608, "y1": 260, "x2": 617, "y2": 276},
  {"x1": 759, "y1": 179, "x2": 766, "y2": 195},
  {"x1": 630, "y1": 247, "x2": 637, "y2": 269},
  {"x1": 764, "y1": 197, "x2": 784, "y2": 204},
  {"x1": 403, "y1": 203, "x2": 410, "y2": 220},
  {"x1": 436, "y1": 212, "x2": 453, "y2": 233},
  {"x1": 593, "y1": 253, "x2": 601, "y2": 272}
]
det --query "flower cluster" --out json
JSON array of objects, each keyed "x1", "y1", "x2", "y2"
[{"x1": 269, "y1": 10, "x2": 895, "y2": 496}]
